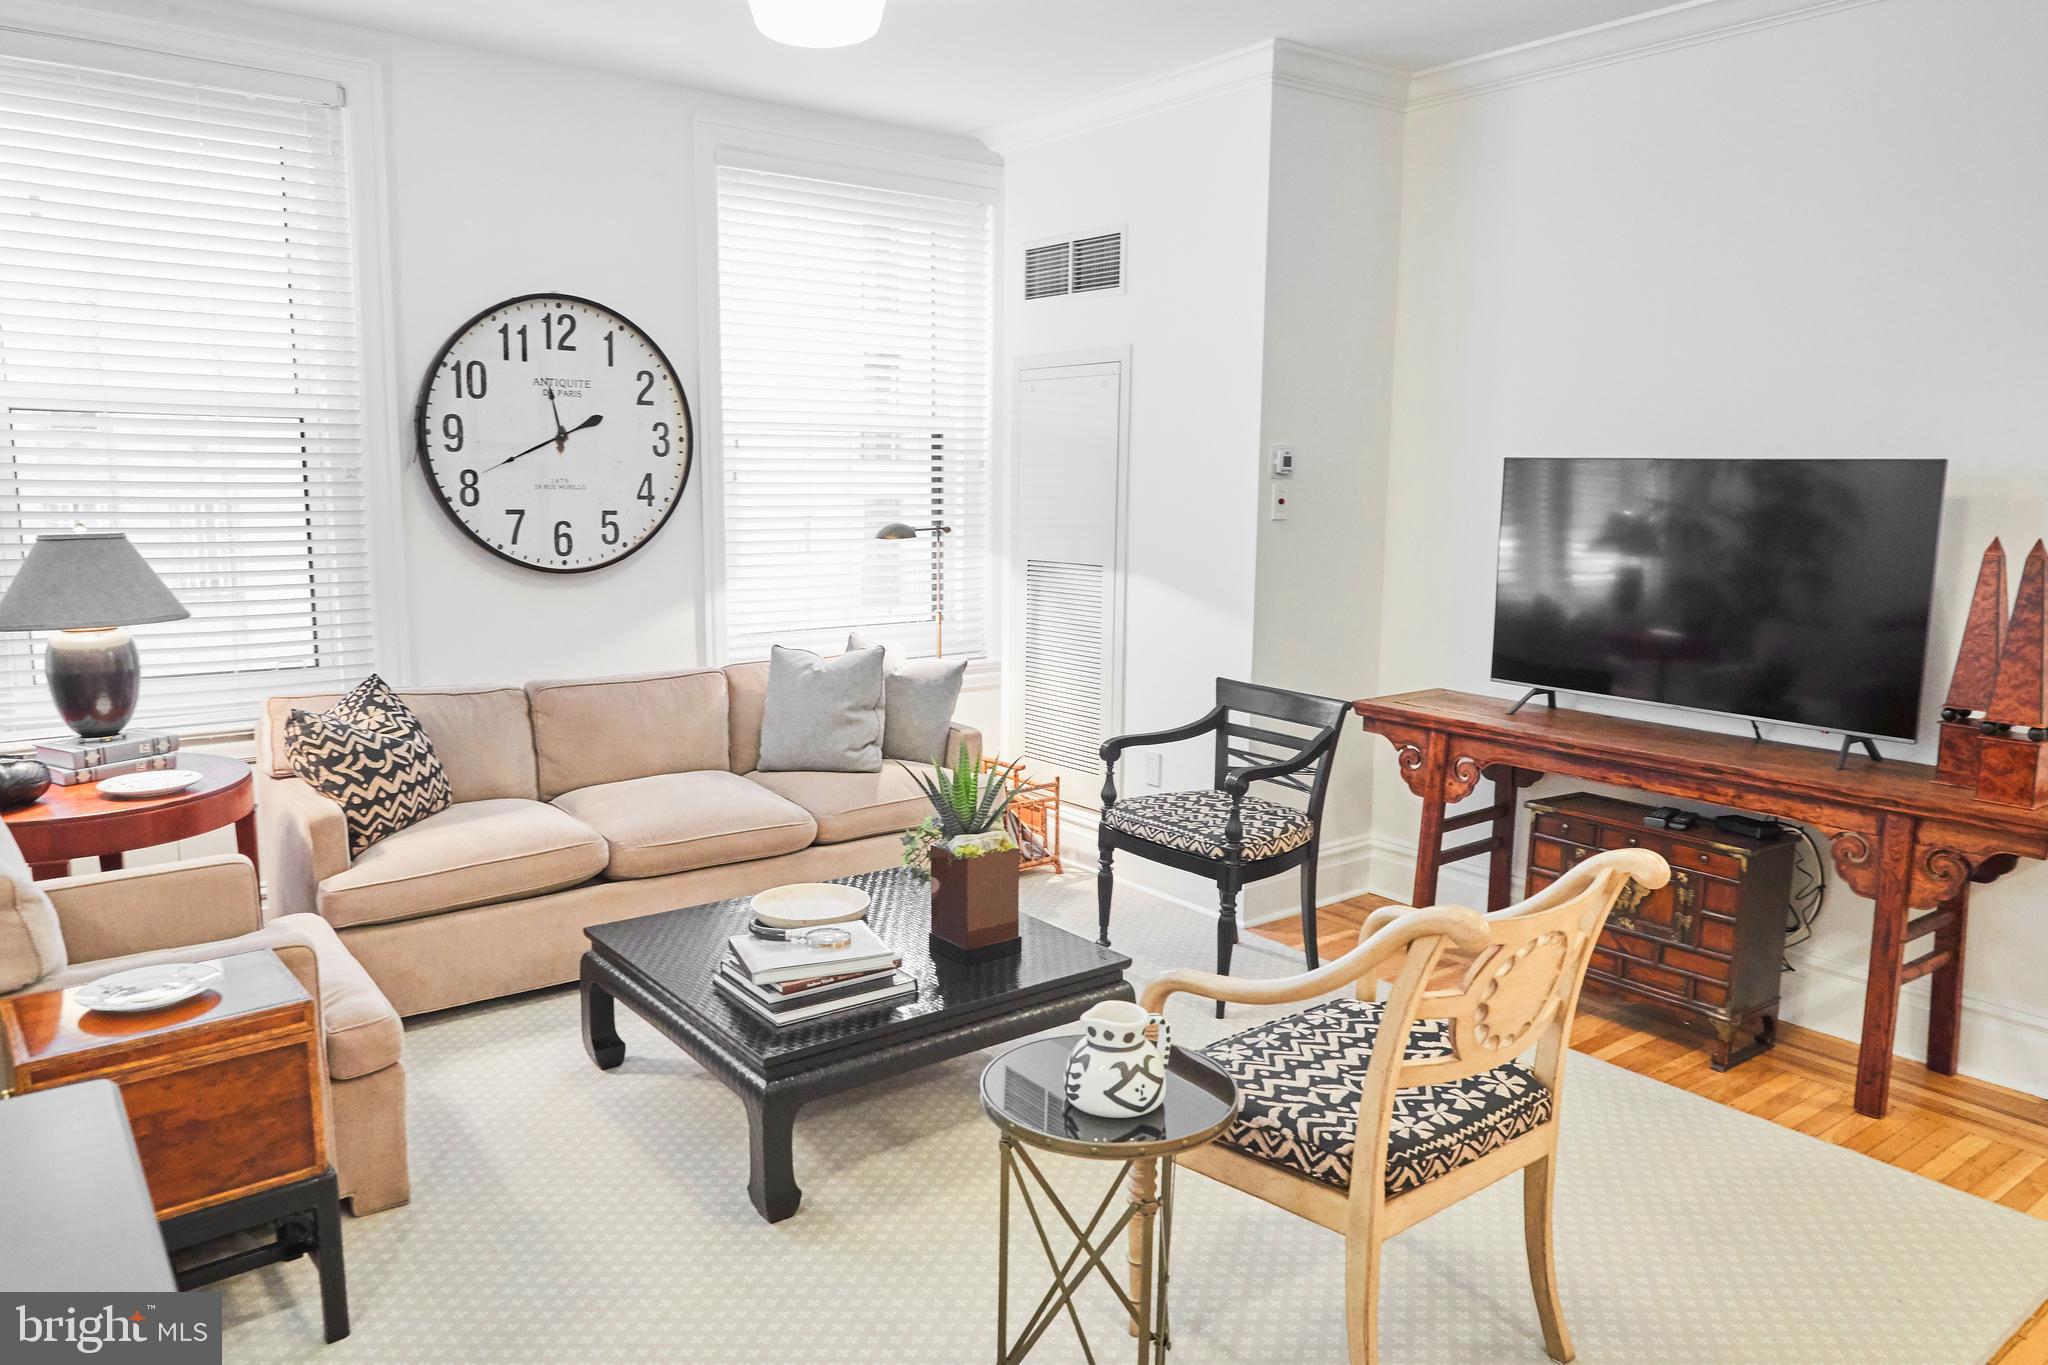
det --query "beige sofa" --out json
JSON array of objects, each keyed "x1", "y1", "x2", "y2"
[
  {"x1": 1, "y1": 852, "x2": 410, "y2": 1214},
  {"x1": 258, "y1": 664, "x2": 978, "y2": 1018}
]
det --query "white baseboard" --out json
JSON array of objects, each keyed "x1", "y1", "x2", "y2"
[{"x1": 1363, "y1": 830, "x2": 2048, "y2": 1099}]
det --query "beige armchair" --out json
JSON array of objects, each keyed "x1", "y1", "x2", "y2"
[
  {"x1": 6, "y1": 855, "x2": 410, "y2": 1215},
  {"x1": 1141, "y1": 847, "x2": 1668, "y2": 1364}
]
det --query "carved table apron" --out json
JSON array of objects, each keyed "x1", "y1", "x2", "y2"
[{"x1": 1353, "y1": 689, "x2": 2048, "y2": 1118}]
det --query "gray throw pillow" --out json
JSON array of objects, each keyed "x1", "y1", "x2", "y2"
[
  {"x1": 848, "y1": 632, "x2": 968, "y2": 764},
  {"x1": 757, "y1": 645, "x2": 886, "y2": 773}
]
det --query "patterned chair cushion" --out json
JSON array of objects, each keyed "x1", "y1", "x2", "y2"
[
  {"x1": 1203, "y1": 996, "x2": 1553, "y2": 1196},
  {"x1": 1102, "y1": 790, "x2": 1313, "y2": 861},
  {"x1": 287, "y1": 675, "x2": 454, "y2": 859}
]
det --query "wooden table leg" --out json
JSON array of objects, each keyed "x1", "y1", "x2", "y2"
[
  {"x1": 1855, "y1": 812, "x2": 1917, "y2": 1117},
  {"x1": 234, "y1": 811, "x2": 260, "y2": 875},
  {"x1": 1486, "y1": 769, "x2": 1517, "y2": 912},
  {"x1": 29, "y1": 860, "x2": 67, "y2": 881},
  {"x1": 99, "y1": 851, "x2": 124, "y2": 873},
  {"x1": 1411, "y1": 732, "x2": 1449, "y2": 906},
  {"x1": 1926, "y1": 884, "x2": 1969, "y2": 1076}
]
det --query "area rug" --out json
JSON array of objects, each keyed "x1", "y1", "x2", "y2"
[{"x1": 219, "y1": 873, "x2": 2048, "y2": 1363}]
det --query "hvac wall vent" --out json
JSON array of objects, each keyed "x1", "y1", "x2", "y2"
[
  {"x1": 1024, "y1": 229, "x2": 1123, "y2": 299},
  {"x1": 1024, "y1": 241, "x2": 1069, "y2": 299}
]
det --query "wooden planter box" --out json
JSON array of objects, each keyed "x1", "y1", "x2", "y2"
[{"x1": 928, "y1": 845, "x2": 1022, "y2": 962}]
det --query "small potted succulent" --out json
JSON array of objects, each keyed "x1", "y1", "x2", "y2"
[{"x1": 906, "y1": 745, "x2": 1023, "y2": 961}]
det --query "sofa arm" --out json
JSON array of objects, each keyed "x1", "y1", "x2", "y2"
[
  {"x1": 946, "y1": 723, "x2": 983, "y2": 769},
  {"x1": 257, "y1": 768, "x2": 350, "y2": 921},
  {"x1": 45, "y1": 855, "x2": 263, "y2": 964}
]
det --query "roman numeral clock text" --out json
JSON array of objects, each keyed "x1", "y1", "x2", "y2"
[{"x1": 414, "y1": 293, "x2": 693, "y2": 573}]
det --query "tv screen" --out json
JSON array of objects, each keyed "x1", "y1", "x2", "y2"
[{"x1": 1492, "y1": 457, "x2": 1948, "y2": 743}]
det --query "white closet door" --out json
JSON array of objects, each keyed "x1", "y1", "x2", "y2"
[{"x1": 1008, "y1": 358, "x2": 1127, "y2": 799}]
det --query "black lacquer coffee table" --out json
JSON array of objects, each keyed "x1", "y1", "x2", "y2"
[{"x1": 581, "y1": 867, "x2": 1133, "y2": 1222}]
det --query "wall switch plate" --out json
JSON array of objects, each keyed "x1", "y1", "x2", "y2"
[
  {"x1": 1142, "y1": 752, "x2": 1162, "y2": 787},
  {"x1": 1269, "y1": 484, "x2": 1291, "y2": 521},
  {"x1": 1270, "y1": 444, "x2": 1295, "y2": 477}
]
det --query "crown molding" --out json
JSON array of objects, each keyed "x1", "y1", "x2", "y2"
[
  {"x1": 1406, "y1": 0, "x2": 1889, "y2": 109},
  {"x1": 979, "y1": 38, "x2": 1409, "y2": 154},
  {"x1": 980, "y1": 0, "x2": 1889, "y2": 153},
  {"x1": 978, "y1": 40, "x2": 1278, "y2": 155},
  {"x1": 1269, "y1": 39, "x2": 1409, "y2": 113}
]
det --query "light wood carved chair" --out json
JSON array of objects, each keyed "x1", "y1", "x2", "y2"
[{"x1": 1139, "y1": 846, "x2": 1668, "y2": 1365}]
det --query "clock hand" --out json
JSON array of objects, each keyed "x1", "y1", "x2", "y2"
[
  {"x1": 545, "y1": 384, "x2": 567, "y2": 451},
  {"x1": 479, "y1": 413, "x2": 603, "y2": 474}
]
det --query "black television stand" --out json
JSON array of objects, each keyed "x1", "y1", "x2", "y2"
[
  {"x1": 1506, "y1": 687, "x2": 1557, "y2": 716},
  {"x1": 1836, "y1": 734, "x2": 1884, "y2": 769}
]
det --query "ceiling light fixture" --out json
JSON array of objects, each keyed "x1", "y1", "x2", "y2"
[{"x1": 747, "y1": 0, "x2": 886, "y2": 49}]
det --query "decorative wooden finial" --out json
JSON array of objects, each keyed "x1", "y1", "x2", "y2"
[
  {"x1": 1986, "y1": 540, "x2": 2048, "y2": 731},
  {"x1": 1942, "y1": 539, "x2": 2007, "y2": 715}
]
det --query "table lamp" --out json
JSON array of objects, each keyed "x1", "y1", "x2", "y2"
[
  {"x1": 0, "y1": 531, "x2": 189, "y2": 739},
  {"x1": 875, "y1": 520, "x2": 950, "y2": 656}
]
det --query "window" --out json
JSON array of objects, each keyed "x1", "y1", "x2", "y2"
[
  {"x1": 0, "y1": 41, "x2": 371, "y2": 734},
  {"x1": 714, "y1": 163, "x2": 993, "y2": 660}
]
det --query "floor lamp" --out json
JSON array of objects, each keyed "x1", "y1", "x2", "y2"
[{"x1": 874, "y1": 520, "x2": 950, "y2": 656}]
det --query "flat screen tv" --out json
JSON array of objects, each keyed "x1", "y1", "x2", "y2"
[{"x1": 1491, "y1": 457, "x2": 1948, "y2": 743}]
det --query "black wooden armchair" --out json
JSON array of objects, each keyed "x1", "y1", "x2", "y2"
[{"x1": 1098, "y1": 679, "x2": 1349, "y2": 1007}]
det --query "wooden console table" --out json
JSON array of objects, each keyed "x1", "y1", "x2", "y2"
[{"x1": 1353, "y1": 689, "x2": 2048, "y2": 1118}]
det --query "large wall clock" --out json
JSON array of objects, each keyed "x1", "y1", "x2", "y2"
[{"x1": 415, "y1": 293, "x2": 693, "y2": 573}]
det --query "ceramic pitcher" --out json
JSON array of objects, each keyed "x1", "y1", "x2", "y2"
[{"x1": 1064, "y1": 1000, "x2": 1172, "y2": 1118}]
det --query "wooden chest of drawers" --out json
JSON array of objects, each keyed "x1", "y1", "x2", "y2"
[{"x1": 1525, "y1": 792, "x2": 1797, "y2": 1069}]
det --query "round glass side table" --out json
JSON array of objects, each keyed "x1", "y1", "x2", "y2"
[{"x1": 979, "y1": 1035, "x2": 1239, "y2": 1364}]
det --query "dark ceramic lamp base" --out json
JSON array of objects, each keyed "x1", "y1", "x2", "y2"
[{"x1": 47, "y1": 627, "x2": 141, "y2": 739}]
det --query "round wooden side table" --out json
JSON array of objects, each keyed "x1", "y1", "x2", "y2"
[
  {"x1": 980, "y1": 1035, "x2": 1238, "y2": 1364},
  {"x1": 2, "y1": 751, "x2": 256, "y2": 881}
]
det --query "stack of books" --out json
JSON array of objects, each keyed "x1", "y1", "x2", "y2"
[
  {"x1": 35, "y1": 729, "x2": 180, "y2": 787},
  {"x1": 714, "y1": 920, "x2": 915, "y2": 1027}
]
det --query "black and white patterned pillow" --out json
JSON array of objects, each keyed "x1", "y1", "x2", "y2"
[
  {"x1": 285, "y1": 676, "x2": 452, "y2": 859},
  {"x1": 1203, "y1": 996, "x2": 1553, "y2": 1195},
  {"x1": 1102, "y1": 789, "x2": 1313, "y2": 861}
]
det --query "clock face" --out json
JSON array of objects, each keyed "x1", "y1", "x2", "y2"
[{"x1": 415, "y1": 294, "x2": 692, "y2": 573}]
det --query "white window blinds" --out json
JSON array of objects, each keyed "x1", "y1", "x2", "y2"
[
  {"x1": 0, "y1": 44, "x2": 371, "y2": 735},
  {"x1": 715, "y1": 164, "x2": 992, "y2": 660}
]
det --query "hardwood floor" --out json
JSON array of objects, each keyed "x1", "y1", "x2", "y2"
[{"x1": 1253, "y1": 893, "x2": 2048, "y2": 1358}]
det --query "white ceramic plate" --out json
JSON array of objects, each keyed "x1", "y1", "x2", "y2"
[
  {"x1": 97, "y1": 769, "x2": 203, "y2": 799},
  {"x1": 750, "y1": 882, "x2": 872, "y2": 929},
  {"x1": 76, "y1": 961, "x2": 223, "y2": 1013}
]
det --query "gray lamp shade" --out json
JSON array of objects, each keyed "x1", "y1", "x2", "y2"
[
  {"x1": 874, "y1": 521, "x2": 920, "y2": 540},
  {"x1": 0, "y1": 532, "x2": 190, "y2": 631}
]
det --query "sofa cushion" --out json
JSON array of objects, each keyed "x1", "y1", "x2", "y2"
[
  {"x1": 0, "y1": 820, "x2": 64, "y2": 991},
  {"x1": 268, "y1": 912, "x2": 403, "y2": 1080},
  {"x1": 263, "y1": 685, "x2": 538, "y2": 802},
  {"x1": 315, "y1": 798, "x2": 607, "y2": 929},
  {"x1": 757, "y1": 645, "x2": 885, "y2": 773},
  {"x1": 746, "y1": 762, "x2": 932, "y2": 845},
  {"x1": 725, "y1": 660, "x2": 771, "y2": 775},
  {"x1": 526, "y1": 670, "x2": 730, "y2": 800},
  {"x1": 553, "y1": 771, "x2": 817, "y2": 879},
  {"x1": 286, "y1": 676, "x2": 454, "y2": 858}
]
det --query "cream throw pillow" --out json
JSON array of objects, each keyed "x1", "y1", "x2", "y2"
[{"x1": 0, "y1": 819, "x2": 66, "y2": 992}]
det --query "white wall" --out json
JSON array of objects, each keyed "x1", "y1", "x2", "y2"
[
  {"x1": 23, "y1": 0, "x2": 999, "y2": 691},
  {"x1": 1378, "y1": 0, "x2": 2048, "y2": 1094},
  {"x1": 1248, "y1": 83, "x2": 1405, "y2": 911},
  {"x1": 1001, "y1": 88, "x2": 1274, "y2": 797}
]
